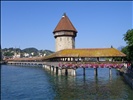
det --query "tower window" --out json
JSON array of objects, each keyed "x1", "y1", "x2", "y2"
[{"x1": 60, "y1": 38, "x2": 62, "y2": 41}]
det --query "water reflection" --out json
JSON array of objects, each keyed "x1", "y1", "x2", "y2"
[
  {"x1": 2, "y1": 65, "x2": 133, "y2": 100},
  {"x1": 46, "y1": 68, "x2": 133, "y2": 100}
]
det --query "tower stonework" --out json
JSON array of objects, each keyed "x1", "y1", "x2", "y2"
[{"x1": 53, "y1": 13, "x2": 77, "y2": 52}]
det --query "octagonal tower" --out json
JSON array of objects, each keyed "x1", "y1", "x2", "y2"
[{"x1": 53, "y1": 13, "x2": 78, "y2": 52}]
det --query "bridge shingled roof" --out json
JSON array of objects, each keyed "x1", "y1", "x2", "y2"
[
  {"x1": 7, "y1": 48, "x2": 126, "y2": 61},
  {"x1": 43, "y1": 48, "x2": 126, "y2": 60},
  {"x1": 53, "y1": 13, "x2": 77, "y2": 33}
]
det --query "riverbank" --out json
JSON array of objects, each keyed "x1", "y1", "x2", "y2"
[
  {"x1": 123, "y1": 70, "x2": 133, "y2": 89},
  {"x1": 119, "y1": 66, "x2": 133, "y2": 89}
]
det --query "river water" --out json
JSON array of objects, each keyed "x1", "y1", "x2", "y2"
[{"x1": 1, "y1": 65, "x2": 133, "y2": 100}]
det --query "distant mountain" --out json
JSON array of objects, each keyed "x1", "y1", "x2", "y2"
[
  {"x1": 1, "y1": 47, "x2": 54, "y2": 57},
  {"x1": 23, "y1": 47, "x2": 38, "y2": 54},
  {"x1": 2, "y1": 47, "x2": 21, "y2": 52},
  {"x1": 44, "y1": 50, "x2": 54, "y2": 55}
]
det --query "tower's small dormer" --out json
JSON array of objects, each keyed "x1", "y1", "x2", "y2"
[{"x1": 53, "y1": 13, "x2": 78, "y2": 52}]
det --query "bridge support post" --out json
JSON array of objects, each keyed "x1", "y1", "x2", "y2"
[
  {"x1": 50, "y1": 66, "x2": 52, "y2": 71},
  {"x1": 94, "y1": 68, "x2": 98, "y2": 76},
  {"x1": 45, "y1": 65, "x2": 47, "y2": 69},
  {"x1": 44, "y1": 65, "x2": 46, "y2": 68},
  {"x1": 48, "y1": 65, "x2": 51, "y2": 70},
  {"x1": 50, "y1": 66, "x2": 51, "y2": 71},
  {"x1": 109, "y1": 68, "x2": 112, "y2": 76},
  {"x1": 71, "y1": 69, "x2": 76, "y2": 76},
  {"x1": 65, "y1": 69, "x2": 68, "y2": 75},
  {"x1": 58, "y1": 68, "x2": 62, "y2": 75},
  {"x1": 43, "y1": 65, "x2": 46, "y2": 68},
  {"x1": 45, "y1": 65, "x2": 49, "y2": 70},
  {"x1": 61, "y1": 69, "x2": 65, "y2": 75},
  {"x1": 53, "y1": 67, "x2": 56, "y2": 73},
  {"x1": 54, "y1": 67, "x2": 58, "y2": 74},
  {"x1": 83, "y1": 68, "x2": 85, "y2": 76},
  {"x1": 60, "y1": 68, "x2": 76, "y2": 76},
  {"x1": 52, "y1": 66, "x2": 54, "y2": 72},
  {"x1": 60, "y1": 69, "x2": 68, "y2": 75}
]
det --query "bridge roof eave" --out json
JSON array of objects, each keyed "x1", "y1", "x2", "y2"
[
  {"x1": 42, "y1": 48, "x2": 126, "y2": 61},
  {"x1": 42, "y1": 55, "x2": 126, "y2": 61},
  {"x1": 7, "y1": 48, "x2": 126, "y2": 62}
]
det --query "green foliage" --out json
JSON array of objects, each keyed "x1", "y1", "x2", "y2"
[
  {"x1": 4, "y1": 52, "x2": 14, "y2": 57},
  {"x1": 124, "y1": 29, "x2": 133, "y2": 46},
  {"x1": 2, "y1": 47, "x2": 21, "y2": 52},
  {"x1": 23, "y1": 47, "x2": 38, "y2": 54},
  {"x1": 2, "y1": 47, "x2": 54, "y2": 57},
  {"x1": 121, "y1": 46, "x2": 128, "y2": 55},
  {"x1": 44, "y1": 50, "x2": 54, "y2": 56},
  {"x1": 121, "y1": 46, "x2": 129, "y2": 61},
  {"x1": 128, "y1": 45, "x2": 133, "y2": 61},
  {"x1": 122, "y1": 29, "x2": 133, "y2": 61},
  {"x1": 2, "y1": 48, "x2": 8, "y2": 51}
]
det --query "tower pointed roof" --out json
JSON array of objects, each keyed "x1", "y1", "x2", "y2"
[{"x1": 53, "y1": 13, "x2": 77, "y2": 33}]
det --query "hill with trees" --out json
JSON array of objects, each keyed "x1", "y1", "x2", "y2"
[{"x1": 1, "y1": 47, "x2": 54, "y2": 58}]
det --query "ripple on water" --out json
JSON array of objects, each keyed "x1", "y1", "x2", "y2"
[{"x1": 1, "y1": 65, "x2": 133, "y2": 100}]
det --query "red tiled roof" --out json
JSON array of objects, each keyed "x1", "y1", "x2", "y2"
[{"x1": 53, "y1": 13, "x2": 77, "y2": 33}]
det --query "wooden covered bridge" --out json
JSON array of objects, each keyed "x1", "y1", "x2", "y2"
[
  {"x1": 6, "y1": 13, "x2": 127, "y2": 76},
  {"x1": 7, "y1": 48, "x2": 126, "y2": 76}
]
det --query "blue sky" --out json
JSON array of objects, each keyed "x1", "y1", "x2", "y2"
[{"x1": 1, "y1": 1, "x2": 133, "y2": 51}]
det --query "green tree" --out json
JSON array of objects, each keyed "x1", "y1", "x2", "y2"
[
  {"x1": 122, "y1": 29, "x2": 133, "y2": 61},
  {"x1": 121, "y1": 46, "x2": 129, "y2": 61},
  {"x1": 23, "y1": 47, "x2": 38, "y2": 54},
  {"x1": 124, "y1": 29, "x2": 133, "y2": 46},
  {"x1": 4, "y1": 52, "x2": 14, "y2": 57}
]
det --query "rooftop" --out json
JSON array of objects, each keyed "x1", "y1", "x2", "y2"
[
  {"x1": 7, "y1": 48, "x2": 126, "y2": 61},
  {"x1": 43, "y1": 48, "x2": 126, "y2": 60},
  {"x1": 53, "y1": 13, "x2": 77, "y2": 33}
]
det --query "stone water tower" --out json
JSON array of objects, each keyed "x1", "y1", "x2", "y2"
[{"x1": 53, "y1": 13, "x2": 77, "y2": 52}]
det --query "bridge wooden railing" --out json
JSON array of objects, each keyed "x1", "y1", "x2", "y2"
[{"x1": 7, "y1": 60, "x2": 125, "y2": 69}]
